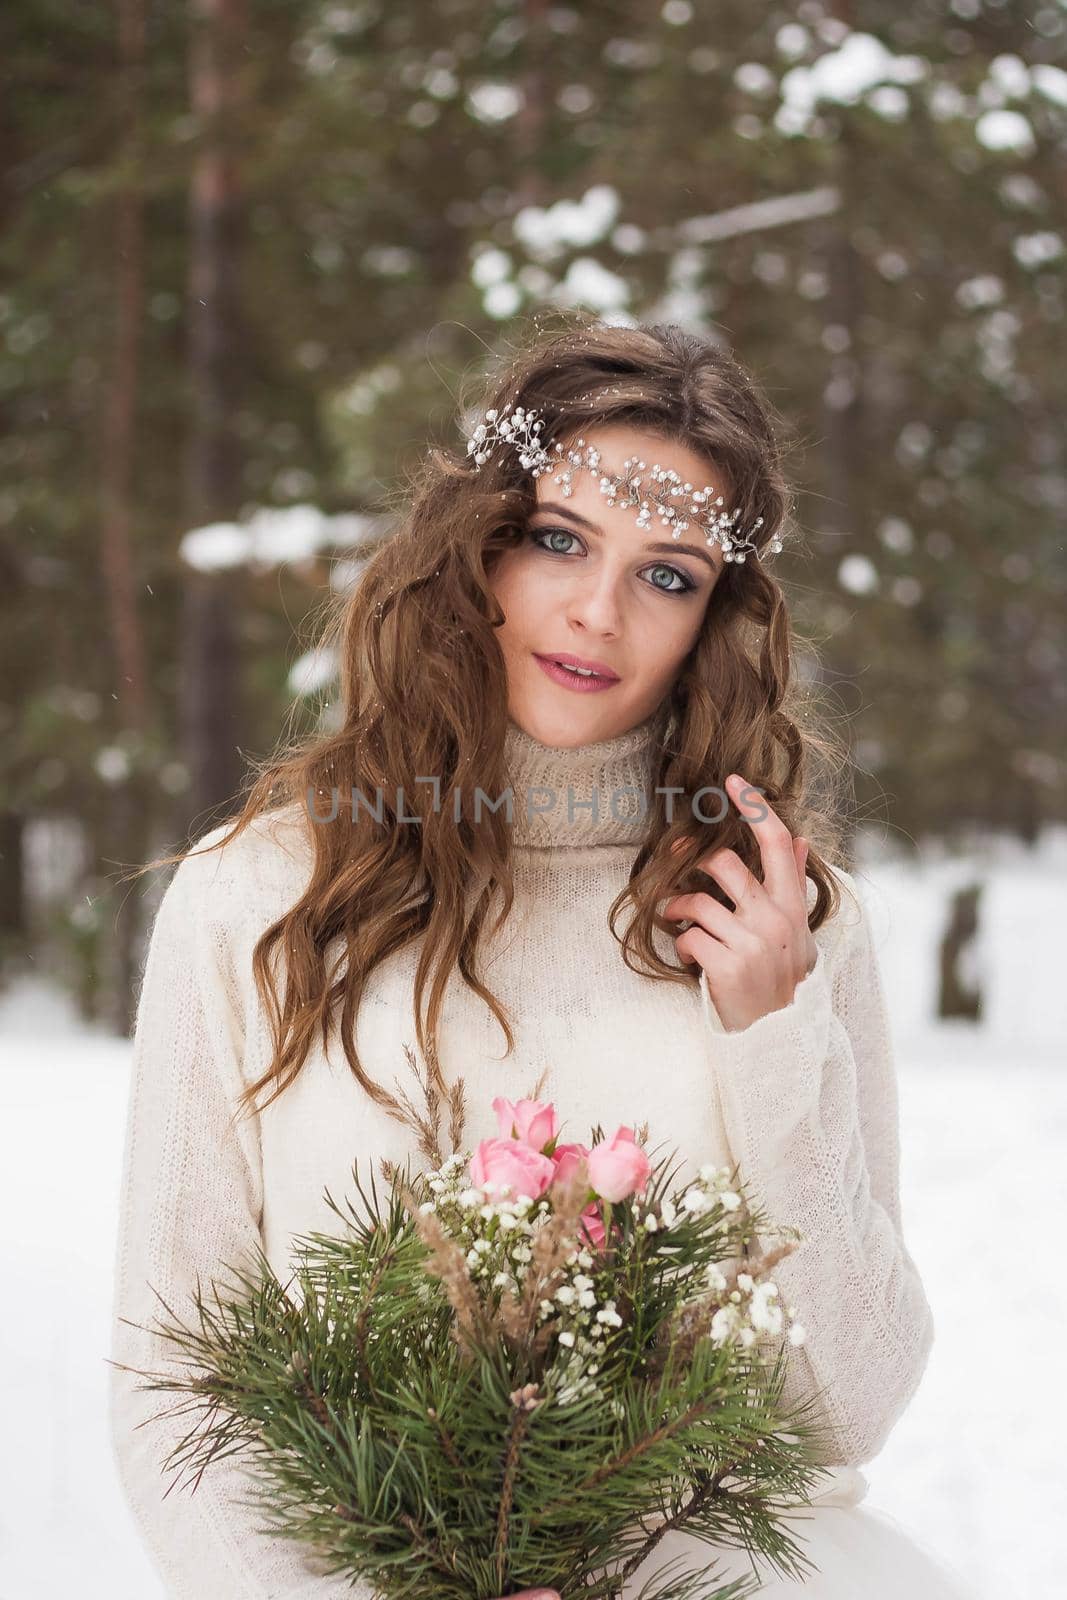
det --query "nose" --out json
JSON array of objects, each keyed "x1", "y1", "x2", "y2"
[{"x1": 566, "y1": 565, "x2": 622, "y2": 638}]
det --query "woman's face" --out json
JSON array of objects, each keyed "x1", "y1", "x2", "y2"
[{"x1": 487, "y1": 424, "x2": 727, "y2": 748}]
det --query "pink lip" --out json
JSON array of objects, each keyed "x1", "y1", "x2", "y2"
[
  {"x1": 534, "y1": 653, "x2": 621, "y2": 693},
  {"x1": 534, "y1": 652, "x2": 620, "y2": 680}
]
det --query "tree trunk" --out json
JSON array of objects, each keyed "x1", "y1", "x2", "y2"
[
  {"x1": 180, "y1": 0, "x2": 247, "y2": 834},
  {"x1": 100, "y1": 0, "x2": 151, "y2": 1032}
]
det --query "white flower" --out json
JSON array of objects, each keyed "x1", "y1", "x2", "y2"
[
  {"x1": 573, "y1": 1274, "x2": 594, "y2": 1291},
  {"x1": 457, "y1": 1189, "x2": 481, "y2": 1208},
  {"x1": 788, "y1": 1322, "x2": 807, "y2": 1346},
  {"x1": 492, "y1": 1271, "x2": 513, "y2": 1289},
  {"x1": 710, "y1": 1306, "x2": 737, "y2": 1345},
  {"x1": 660, "y1": 1198, "x2": 677, "y2": 1227},
  {"x1": 497, "y1": 1213, "x2": 518, "y2": 1231},
  {"x1": 428, "y1": 1178, "x2": 446, "y2": 1193},
  {"x1": 736, "y1": 1272, "x2": 754, "y2": 1292},
  {"x1": 578, "y1": 1289, "x2": 597, "y2": 1309},
  {"x1": 558, "y1": 1330, "x2": 575, "y2": 1348},
  {"x1": 418, "y1": 1200, "x2": 437, "y2": 1214},
  {"x1": 643, "y1": 1213, "x2": 659, "y2": 1231},
  {"x1": 749, "y1": 1284, "x2": 783, "y2": 1334},
  {"x1": 739, "y1": 1327, "x2": 756, "y2": 1348},
  {"x1": 681, "y1": 1187, "x2": 711, "y2": 1214},
  {"x1": 720, "y1": 1191, "x2": 742, "y2": 1211},
  {"x1": 555, "y1": 1285, "x2": 576, "y2": 1306},
  {"x1": 466, "y1": 1249, "x2": 481, "y2": 1267}
]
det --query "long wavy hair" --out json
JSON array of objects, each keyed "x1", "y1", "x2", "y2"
[{"x1": 141, "y1": 311, "x2": 854, "y2": 1128}]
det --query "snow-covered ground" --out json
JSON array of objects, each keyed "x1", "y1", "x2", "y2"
[{"x1": 2, "y1": 836, "x2": 1064, "y2": 1600}]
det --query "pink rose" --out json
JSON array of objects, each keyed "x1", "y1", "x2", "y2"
[
  {"x1": 469, "y1": 1137, "x2": 557, "y2": 1202},
  {"x1": 550, "y1": 1140, "x2": 591, "y2": 1190},
  {"x1": 578, "y1": 1201, "x2": 606, "y2": 1251},
  {"x1": 549, "y1": 1141, "x2": 609, "y2": 1251},
  {"x1": 586, "y1": 1125, "x2": 651, "y2": 1203},
  {"x1": 492, "y1": 1095, "x2": 559, "y2": 1152}
]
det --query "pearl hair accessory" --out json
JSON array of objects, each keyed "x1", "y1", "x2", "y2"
[{"x1": 466, "y1": 402, "x2": 784, "y2": 563}]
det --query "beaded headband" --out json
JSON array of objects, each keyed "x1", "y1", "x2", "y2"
[{"x1": 466, "y1": 402, "x2": 783, "y2": 564}]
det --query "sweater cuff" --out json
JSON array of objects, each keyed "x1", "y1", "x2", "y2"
[{"x1": 698, "y1": 939, "x2": 833, "y2": 1114}]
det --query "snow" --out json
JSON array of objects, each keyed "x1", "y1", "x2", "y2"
[
  {"x1": 975, "y1": 109, "x2": 1035, "y2": 154},
  {"x1": 2, "y1": 837, "x2": 1064, "y2": 1598},
  {"x1": 779, "y1": 33, "x2": 928, "y2": 124},
  {"x1": 472, "y1": 247, "x2": 514, "y2": 288},
  {"x1": 484, "y1": 280, "x2": 523, "y2": 320},
  {"x1": 1031, "y1": 63, "x2": 1067, "y2": 109},
  {"x1": 179, "y1": 504, "x2": 380, "y2": 573},
  {"x1": 512, "y1": 185, "x2": 620, "y2": 260},
  {"x1": 556, "y1": 257, "x2": 631, "y2": 315},
  {"x1": 677, "y1": 186, "x2": 840, "y2": 247},
  {"x1": 1013, "y1": 232, "x2": 1064, "y2": 271},
  {"x1": 288, "y1": 643, "x2": 340, "y2": 697},
  {"x1": 466, "y1": 81, "x2": 522, "y2": 125},
  {"x1": 837, "y1": 553, "x2": 879, "y2": 595}
]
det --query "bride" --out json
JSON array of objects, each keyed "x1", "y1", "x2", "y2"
[{"x1": 110, "y1": 314, "x2": 975, "y2": 1598}]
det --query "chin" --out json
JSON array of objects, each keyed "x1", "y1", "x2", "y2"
[{"x1": 516, "y1": 698, "x2": 621, "y2": 748}]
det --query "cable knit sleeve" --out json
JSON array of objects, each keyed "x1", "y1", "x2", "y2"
[
  {"x1": 107, "y1": 827, "x2": 372, "y2": 1600},
  {"x1": 699, "y1": 865, "x2": 935, "y2": 1470}
]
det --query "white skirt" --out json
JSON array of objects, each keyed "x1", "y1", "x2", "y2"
[{"x1": 617, "y1": 1468, "x2": 976, "y2": 1598}]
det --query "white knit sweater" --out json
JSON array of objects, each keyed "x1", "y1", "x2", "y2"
[{"x1": 109, "y1": 707, "x2": 935, "y2": 1599}]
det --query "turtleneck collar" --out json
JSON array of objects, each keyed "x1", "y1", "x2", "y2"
[{"x1": 502, "y1": 701, "x2": 672, "y2": 848}]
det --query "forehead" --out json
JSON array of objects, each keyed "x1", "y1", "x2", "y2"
[{"x1": 534, "y1": 423, "x2": 730, "y2": 507}]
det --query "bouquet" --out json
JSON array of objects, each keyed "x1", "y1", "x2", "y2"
[{"x1": 125, "y1": 1071, "x2": 838, "y2": 1600}]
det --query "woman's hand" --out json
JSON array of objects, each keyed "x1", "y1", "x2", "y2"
[{"x1": 663, "y1": 773, "x2": 818, "y2": 1034}]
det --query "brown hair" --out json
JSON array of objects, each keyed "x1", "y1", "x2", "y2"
[{"x1": 139, "y1": 311, "x2": 854, "y2": 1127}]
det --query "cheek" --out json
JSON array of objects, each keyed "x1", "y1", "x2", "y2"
[
  {"x1": 635, "y1": 602, "x2": 706, "y2": 678},
  {"x1": 487, "y1": 550, "x2": 543, "y2": 633}
]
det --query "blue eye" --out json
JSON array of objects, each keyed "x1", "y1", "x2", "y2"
[{"x1": 528, "y1": 527, "x2": 699, "y2": 597}]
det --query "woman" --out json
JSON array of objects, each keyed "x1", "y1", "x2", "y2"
[{"x1": 109, "y1": 316, "x2": 974, "y2": 1598}]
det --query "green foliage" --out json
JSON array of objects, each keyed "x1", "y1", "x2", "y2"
[
  {"x1": 130, "y1": 1150, "x2": 838, "y2": 1600},
  {"x1": 5, "y1": 0, "x2": 1064, "y2": 1013}
]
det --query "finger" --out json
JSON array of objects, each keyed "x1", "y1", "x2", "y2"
[
  {"x1": 724, "y1": 774, "x2": 806, "y2": 915},
  {"x1": 668, "y1": 835, "x2": 758, "y2": 909},
  {"x1": 663, "y1": 889, "x2": 745, "y2": 950},
  {"x1": 689, "y1": 846, "x2": 765, "y2": 917},
  {"x1": 676, "y1": 920, "x2": 742, "y2": 978}
]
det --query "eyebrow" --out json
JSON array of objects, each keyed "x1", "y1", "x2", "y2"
[{"x1": 530, "y1": 501, "x2": 723, "y2": 575}]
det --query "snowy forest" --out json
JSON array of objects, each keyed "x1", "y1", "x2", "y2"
[{"x1": 3, "y1": 1, "x2": 1065, "y2": 1030}]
